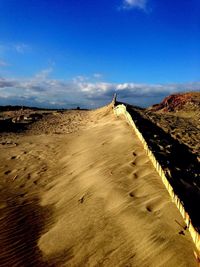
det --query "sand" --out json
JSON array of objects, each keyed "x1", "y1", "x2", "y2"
[
  {"x1": 142, "y1": 109, "x2": 200, "y2": 160},
  {"x1": 0, "y1": 105, "x2": 198, "y2": 266}
]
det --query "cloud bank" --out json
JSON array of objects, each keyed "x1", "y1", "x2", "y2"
[
  {"x1": 0, "y1": 71, "x2": 199, "y2": 108},
  {"x1": 122, "y1": 0, "x2": 147, "y2": 10}
]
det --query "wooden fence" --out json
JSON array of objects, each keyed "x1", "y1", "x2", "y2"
[{"x1": 114, "y1": 104, "x2": 200, "y2": 254}]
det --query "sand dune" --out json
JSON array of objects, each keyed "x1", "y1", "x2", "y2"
[{"x1": 0, "y1": 105, "x2": 198, "y2": 266}]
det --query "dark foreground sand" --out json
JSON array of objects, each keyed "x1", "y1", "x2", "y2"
[{"x1": 0, "y1": 105, "x2": 198, "y2": 266}]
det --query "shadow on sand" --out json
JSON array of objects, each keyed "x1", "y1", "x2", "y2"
[
  {"x1": 117, "y1": 102, "x2": 200, "y2": 233},
  {"x1": 0, "y1": 187, "x2": 54, "y2": 267}
]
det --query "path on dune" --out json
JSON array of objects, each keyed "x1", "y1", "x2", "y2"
[{"x1": 0, "y1": 106, "x2": 198, "y2": 266}]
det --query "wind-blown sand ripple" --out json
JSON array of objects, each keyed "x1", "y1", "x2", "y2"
[
  {"x1": 0, "y1": 105, "x2": 198, "y2": 266},
  {"x1": 0, "y1": 187, "x2": 53, "y2": 267}
]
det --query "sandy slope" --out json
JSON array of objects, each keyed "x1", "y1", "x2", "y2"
[{"x1": 0, "y1": 106, "x2": 198, "y2": 266}]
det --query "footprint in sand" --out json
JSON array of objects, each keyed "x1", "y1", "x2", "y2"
[
  {"x1": 146, "y1": 205, "x2": 152, "y2": 212},
  {"x1": 179, "y1": 230, "x2": 185, "y2": 236},
  {"x1": 0, "y1": 141, "x2": 18, "y2": 147},
  {"x1": 129, "y1": 192, "x2": 135, "y2": 198},
  {"x1": 4, "y1": 170, "x2": 11, "y2": 175},
  {"x1": 19, "y1": 193, "x2": 27, "y2": 198},
  {"x1": 145, "y1": 199, "x2": 162, "y2": 214},
  {"x1": 131, "y1": 161, "x2": 136, "y2": 166},
  {"x1": 78, "y1": 196, "x2": 85, "y2": 204},
  {"x1": 132, "y1": 173, "x2": 138, "y2": 179},
  {"x1": 37, "y1": 166, "x2": 48, "y2": 175}
]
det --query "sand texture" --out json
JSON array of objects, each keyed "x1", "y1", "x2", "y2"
[
  {"x1": 0, "y1": 105, "x2": 198, "y2": 266},
  {"x1": 122, "y1": 104, "x2": 200, "y2": 233}
]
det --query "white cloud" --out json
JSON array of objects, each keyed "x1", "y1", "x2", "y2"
[
  {"x1": 93, "y1": 73, "x2": 103, "y2": 79},
  {"x1": 72, "y1": 75, "x2": 89, "y2": 83},
  {"x1": 123, "y1": 0, "x2": 147, "y2": 10},
  {"x1": 13, "y1": 43, "x2": 30, "y2": 54},
  {"x1": 34, "y1": 68, "x2": 53, "y2": 81},
  {"x1": 0, "y1": 42, "x2": 30, "y2": 56},
  {"x1": 0, "y1": 71, "x2": 199, "y2": 108}
]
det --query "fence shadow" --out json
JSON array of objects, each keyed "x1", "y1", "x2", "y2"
[{"x1": 117, "y1": 101, "x2": 200, "y2": 233}]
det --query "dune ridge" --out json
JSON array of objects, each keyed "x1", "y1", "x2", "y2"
[
  {"x1": 114, "y1": 104, "x2": 200, "y2": 256},
  {"x1": 0, "y1": 103, "x2": 198, "y2": 266}
]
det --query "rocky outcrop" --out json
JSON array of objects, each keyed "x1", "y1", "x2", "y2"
[{"x1": 150, "y1": 92, "x2": 200, "y2": 112}]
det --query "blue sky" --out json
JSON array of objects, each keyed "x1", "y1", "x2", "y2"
[{"x1": 0, "y1": 0, "x2": 199, "y2": 108}]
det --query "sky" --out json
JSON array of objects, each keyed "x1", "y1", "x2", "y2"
[{"x1": 0, "y1": 0, "x2": 199, "y2": 108}]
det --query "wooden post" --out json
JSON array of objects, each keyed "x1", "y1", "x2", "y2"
[{"x1": 113, "y1": 93, "x2": 117, "y2": 105}]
